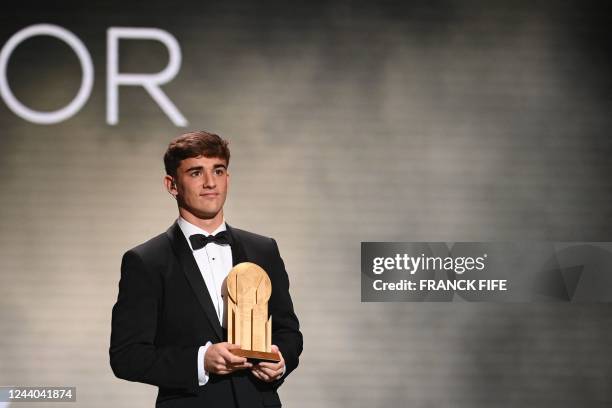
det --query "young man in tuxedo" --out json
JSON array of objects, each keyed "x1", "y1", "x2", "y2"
[{"x1": 110, "y1": 131, "x2": 303, "y2": 407}]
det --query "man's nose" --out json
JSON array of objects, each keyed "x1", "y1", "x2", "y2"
[{"x1": 202, "y1": 171, "x2": 216, "y2": 188}]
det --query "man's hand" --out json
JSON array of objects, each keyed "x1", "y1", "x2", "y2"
[
  {"x1": 251, "y1": 344, "x2": 285, "y2": 382},
  {"x1": 204, "y1": 342, "x2": 252, "y2": 375}
]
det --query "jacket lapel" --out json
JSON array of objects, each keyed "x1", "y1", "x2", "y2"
[
  {"x1": 166, "y1": 222, "x2": 224, "y2": 341},
  {"x1": 226, "y1": 223, "x2": 248, "y2": 266}
]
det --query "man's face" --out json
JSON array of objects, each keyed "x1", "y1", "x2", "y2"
[{"x1": 169, "y1": 156, "x2": 229, "y2": 220}]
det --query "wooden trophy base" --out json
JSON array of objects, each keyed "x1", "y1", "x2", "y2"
[{"x1": 231, "y1": 349, "x2": 281, "y2": 363}]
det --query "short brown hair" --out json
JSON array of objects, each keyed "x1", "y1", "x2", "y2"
[{"x1": 164, "y1": 131, "x2": 230, "y2": 176}]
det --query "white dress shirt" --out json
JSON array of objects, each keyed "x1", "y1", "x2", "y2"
[{"x1": 177, "y1": 217, "x2": 233, "y2": 386}]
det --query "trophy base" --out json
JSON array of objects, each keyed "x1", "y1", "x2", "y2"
[{"x1": 231, "y1": 349, "x2": 281, "y2": 363}]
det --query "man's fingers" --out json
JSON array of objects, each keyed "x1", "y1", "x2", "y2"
[
  {"x1": 271, "y1": 345, "x2": 283, "y2": 359},
  {"x1": 257, "y1": 361, "x2": 282, "y2": 370},
  {"x1": 214, "y1": 362, "x2": 251, "y2": 375},
  {"x1": 206, "y1": 343, "x2": 252, "y2": 374},
  {"x1": 252, "y1": 345, "x2": 284, "y2": 381},
  {"x1": 229, "y1": 361, "x2": 252, "y2": 369},
  {"x1": 251, "y1": 361, "x2": 282, "y2": 382},
  {"x1": 220, "y1": 356, "x2": 252, "y2": 370},
  {"x1": 251, "y1": 368, "x2": 263, "y2": 380},
  {"x1": 270, "y1": 345, "x2": 284, "y2": 364},
  {"x1": 255, "y1": 344, "x2": 284, "y2": 366},
  {"x1": 219, "y1": 347, "x2": 248, "y2": 365},
  {"x1": 257, "y1": 364, "x2": 281, "y2": 378},
  {"x1": 251, "y1": 367, "x2": 270, "y2": 381},
  {"x1": 223, "y1": 353, "x2": 249, "y2": 365}
]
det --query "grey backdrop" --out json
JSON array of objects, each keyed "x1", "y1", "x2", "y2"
[{"x1": 1, "y1": 1, "x2": 611, "y2": 407}]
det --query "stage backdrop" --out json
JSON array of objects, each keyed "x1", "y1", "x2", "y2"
[{"x1": 1, "y1": 1, "x2": 612, "y2": 407}]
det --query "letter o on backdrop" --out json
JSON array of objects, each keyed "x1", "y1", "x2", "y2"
[{"x1": 0, "y1": 24, "x2": 94, "y2": 124}]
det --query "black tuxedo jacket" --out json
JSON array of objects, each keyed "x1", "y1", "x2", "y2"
[{"x1": 110, "y1": 222, "x2": 303, "y2": 407}]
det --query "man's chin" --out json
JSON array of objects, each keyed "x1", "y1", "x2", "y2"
[
  {"x1": 195, "y1": 208, "x2": 223, "y2": 220},
  {"x1": 193, "y1": 211, "x2": 220, "y2": 220},
  {"x1": 178, "y1": 205, "x2": 222, "y2": 222}
]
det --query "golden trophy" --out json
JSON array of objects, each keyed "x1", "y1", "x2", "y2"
[{"x1": 226, "y1": 262, "x2": 280, "y2": 362}]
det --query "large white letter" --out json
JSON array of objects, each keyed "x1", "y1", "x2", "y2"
[
  {"x1": 0, "y1": 24, "x2": 94, "y2": 124},
  {"x1": 107, "y1": 27, "x2": 187, "y2": 127}
]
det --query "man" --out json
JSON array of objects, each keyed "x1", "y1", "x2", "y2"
[{"x1": 110, "y1": 131, "x2": 303, "y2": 407}]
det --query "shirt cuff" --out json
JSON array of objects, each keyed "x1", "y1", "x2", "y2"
[{"x1": 197, "y1": 342, "x2": 213, "y2": 386}]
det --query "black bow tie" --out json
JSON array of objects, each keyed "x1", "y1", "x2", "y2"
[{"x1": 189, "y1": 231, "x2": 232, "y2": 250}]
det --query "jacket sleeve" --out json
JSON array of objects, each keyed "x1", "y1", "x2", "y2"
[
  {"x1": 110, "y1": 250, "x2": 199, "y2": 392},
  {"x1": 268, "y1": 239, "x2": 303, "y2": 384}
]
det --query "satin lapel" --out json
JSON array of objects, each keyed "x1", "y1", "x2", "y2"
[
  {"x1": 226, "y1": 224, "x2": 248, "y2": 266},
  {"x1": 166, "y1": 222, "x2": 223, "y2": 341}
]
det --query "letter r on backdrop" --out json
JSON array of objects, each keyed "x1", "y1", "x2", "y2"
[{"x1": 107, "y1": 27, "x2": 188, "y2": 126}]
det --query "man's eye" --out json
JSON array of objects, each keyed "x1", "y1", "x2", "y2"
[
  {"x1": 191, "y1": 171, "x2": 200, "y2": 177},
  {"x1": 215, "y1": 169, "x2": 225, "y2": 175}
]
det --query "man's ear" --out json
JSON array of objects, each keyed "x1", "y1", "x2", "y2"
[{"x1": 164, "y1": 175, "x2": 177, "y2": 198}]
